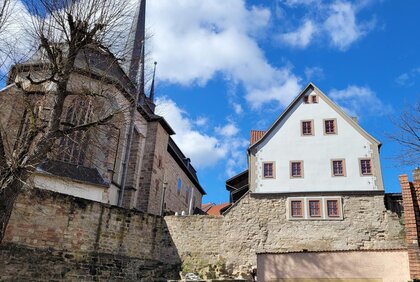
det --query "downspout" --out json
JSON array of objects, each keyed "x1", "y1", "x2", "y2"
[
  {"x1": 160, "y1": 181, "x2": 168, "y2": 216},
  {"x1": 188, "y1": 187, "x2": 195, "y2": 215},
  {"x1": 118, "y1": 43, "x2": 144, "y2": 207}
]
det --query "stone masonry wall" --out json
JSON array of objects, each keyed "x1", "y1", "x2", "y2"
[
  {"x1": 0, "y1": 189, "x2": 181, "y2": 281},
  {"x1": 165, "y1": 192, "x2": 405, "y2": 279}
]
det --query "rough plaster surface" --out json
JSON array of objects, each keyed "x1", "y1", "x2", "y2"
[{"x1": 257, "y1": 250, "x2": 410, "y2": 282}]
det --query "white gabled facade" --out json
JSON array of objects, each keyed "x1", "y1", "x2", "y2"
[{"x1": 249, "y1": 83, "x2": 384, "y2": 193}]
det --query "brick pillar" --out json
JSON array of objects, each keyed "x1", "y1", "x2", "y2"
[{"x1": 400, "y1": 172, "x2": 420, "y2": 279}]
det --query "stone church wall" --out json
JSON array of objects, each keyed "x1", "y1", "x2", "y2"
[
  {"x1": 165, "y1": 192, "x2": 405, "y2": 279},
  {"x1": 0, "y1": 189, "x2": 181, "y2": 281}
]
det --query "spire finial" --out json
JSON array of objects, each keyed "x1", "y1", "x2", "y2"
[{"x1": 149, "y1": 61, "x2": 157, "y2": 102}]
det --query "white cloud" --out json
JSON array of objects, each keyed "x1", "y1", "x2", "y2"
[
  {"x1": 329, "y1": 85, "x2": 393, "y2": 118},
  {"x1": 245, "y1": 68, "x2": 302, "y2": 109},
  {"x1": 215, "y1": 123, "x2": 239, "y2": 138},
  {"x1": 395, "y1": 68, "x2": 420, "y2": 87},
  {"x1": 278, "y1": 20, "x2": 317, "y2": 48},
  {"x1": 0, "y1": 1, "x2": 35, "y2": 75},
  {"x1": 304, "y1": 66, "x2": 324, "y2": 81},
  {"x1": 194, "y1": 117, "x2": 208, "y2": 126},
  {"x1": 155, "y1": 97, "x2": 248, "y2": 175},
  {"x1": 276, "y1": 1, "x2": 376, "y2": 51},
  {"x1": 324, "y1": 1, "x2": 374, "y2": 51},
  {"x1": 147, "y1": 0, "x2": 302, "y2": 109},
  {"x1": 155, "y1": 97, "x2": 228, "y2": 168},
  {"x1": 232, "y1": 103, "x2": 243, "y2": 114}
]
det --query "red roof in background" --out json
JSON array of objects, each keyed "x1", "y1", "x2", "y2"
[
  {"x1": 201, "y1": 203, "x2": 214, "y2": 213},
  {"x1": 250, "y1": 130, "x2": 266, "y2": 145},
  {"x1": 207, "y1": 203, "x2": 231, "y2": 216}
]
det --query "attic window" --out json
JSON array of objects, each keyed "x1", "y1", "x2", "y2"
[
  {"x1": 303, "y1": 96, "x2": 309, "y2": 104},
  {"x1": 324, "y1": 119, "x2": 337, "y2": 134},
  {"x1": 301, "y1": 121, "x2": 313, "y2": 136},
  {"x1": 311, "y1": 95, "x2": 318, "y2": 103}
]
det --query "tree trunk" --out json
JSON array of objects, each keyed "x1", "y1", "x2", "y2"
[{"x1": 0, "y1": 175, "x2": 23, "y2": 243}]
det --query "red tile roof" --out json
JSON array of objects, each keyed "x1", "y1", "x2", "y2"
[
  {"x1": 250, "y1": 130, "x2": 266, "y2": 145},
  {"x1": 207, "y1": 203, "x2": 231, "y2": 216},
  {"x1": 201, "y1": 203, "x2": 214, "y2": 213}
]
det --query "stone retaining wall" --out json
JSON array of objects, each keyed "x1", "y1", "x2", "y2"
[
  {"x1": 0, "y1": 189, "x2": 181, "y2": 281},
  {"x1": 165, "y1": 192, "x2": 405, "y2": 279}
]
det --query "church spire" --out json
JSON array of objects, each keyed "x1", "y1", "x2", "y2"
[{"x1": 125, "y1": 0, "x2": 146, "y2": 94}]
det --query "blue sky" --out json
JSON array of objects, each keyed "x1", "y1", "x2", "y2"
[
  {"x1": 148, "y1": 0, "x2": 419, "y2": 204},
  {"x1": 1, "y1": 0, "x2": 419, "y2": 204}
]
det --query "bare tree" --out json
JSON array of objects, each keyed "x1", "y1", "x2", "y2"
[
  {"x1": 0, "y1": 0, "x2": 137, "y2": 240},
  {"x1": 388, "y1": 102, "x2": 420, "y2": 166},
  {"x1": 0, "y1": 0, "x2": 11, "y2": 33}
]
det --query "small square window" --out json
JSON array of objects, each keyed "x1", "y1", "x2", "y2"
[
  {"x1": 303, "y1": 96, "x2": 309, "y2": 104},
  {"x1": 327, "y1": 200, "x2": 340, "y2": 217},
  {"x1": 311, "y1": 95, "x2": 318, "y2": 103},
  {"x1": 332, "y1": 160, "x2": 345, "y2": 176},
  {"x1": 263, "y1": 162, "x2": 275, "y2": 178},
  {"x1": 291, "y1": 161, "x2": 303, "y2": 178},
  {"x1": 291, "y1": 200, "x2": 303, "y2": 217},
  {"x1": 324, "y1": 119, "x2": 336, "y2": 134},
  {"x1": 301, "y1": 121, "x2": 313, "y2": 135},
  {"x1": 309, "y1": 200, "x2": 321, "y2": 217},
  {"x1": 360, "y1": 159, "x2": 372, "y2": 175}
]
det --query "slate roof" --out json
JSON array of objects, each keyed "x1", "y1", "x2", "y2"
[{"x1": 37, "y1": 159, "x2": 108, "y2": 187}]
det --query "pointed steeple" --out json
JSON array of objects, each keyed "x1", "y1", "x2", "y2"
[
  {"x1": 149, "y1": 61, "x2": 157, "y2": 102},
  {"x1": 125, "y1": 0, "x2": 146, "y2": 94}
]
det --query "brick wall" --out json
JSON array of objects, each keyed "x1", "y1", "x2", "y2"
[
  {"x1": 0, "y1": 189, "x2": 181, "y2": 281},
  {"x1": 165, "y1": 192, "x2": 405, "y2": 279},
  {"x1": 400, "y1": 168, "x2": 420, "y2": 280}
]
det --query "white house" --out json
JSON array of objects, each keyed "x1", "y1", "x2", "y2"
[
  {"x1": 224, "y1": 83, "x2": 385, "y2": 220},
  {"x1": 248, "y1": 82, "x2": 383, "y2": 193}
]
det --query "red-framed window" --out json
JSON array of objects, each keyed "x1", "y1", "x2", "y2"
[
  {"x1": 360, "y1": 159, "x2": 372, "y2": 175},
  {"x1": 309, "y1": 200, "x2": 321, "y2": 217},
  {"x1": 291, "y1": 161, "x2": 303, "y2": 178},
  {"x1": 324, "y1": 119, "x2": 336, "y2": 134},
  {"x1": 327, "y1": 200, "x2": 340, "y2": 217},
  {"x1": 332, "y1": 160, "x2": 344, "y2": 176},
  {"x1": 263, "y1": 162, "x2": 274, "y2": 178},
  {"x1": 301, "y1": 121, "x2": 313, "y2": 135},
  {"x1": 291, "y1": 200, "x2": 303, "y2": 217}
]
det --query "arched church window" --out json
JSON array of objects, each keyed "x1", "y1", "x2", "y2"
[{"x1": 59, "y1": 97, "x2": 93, "y2": 166}]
